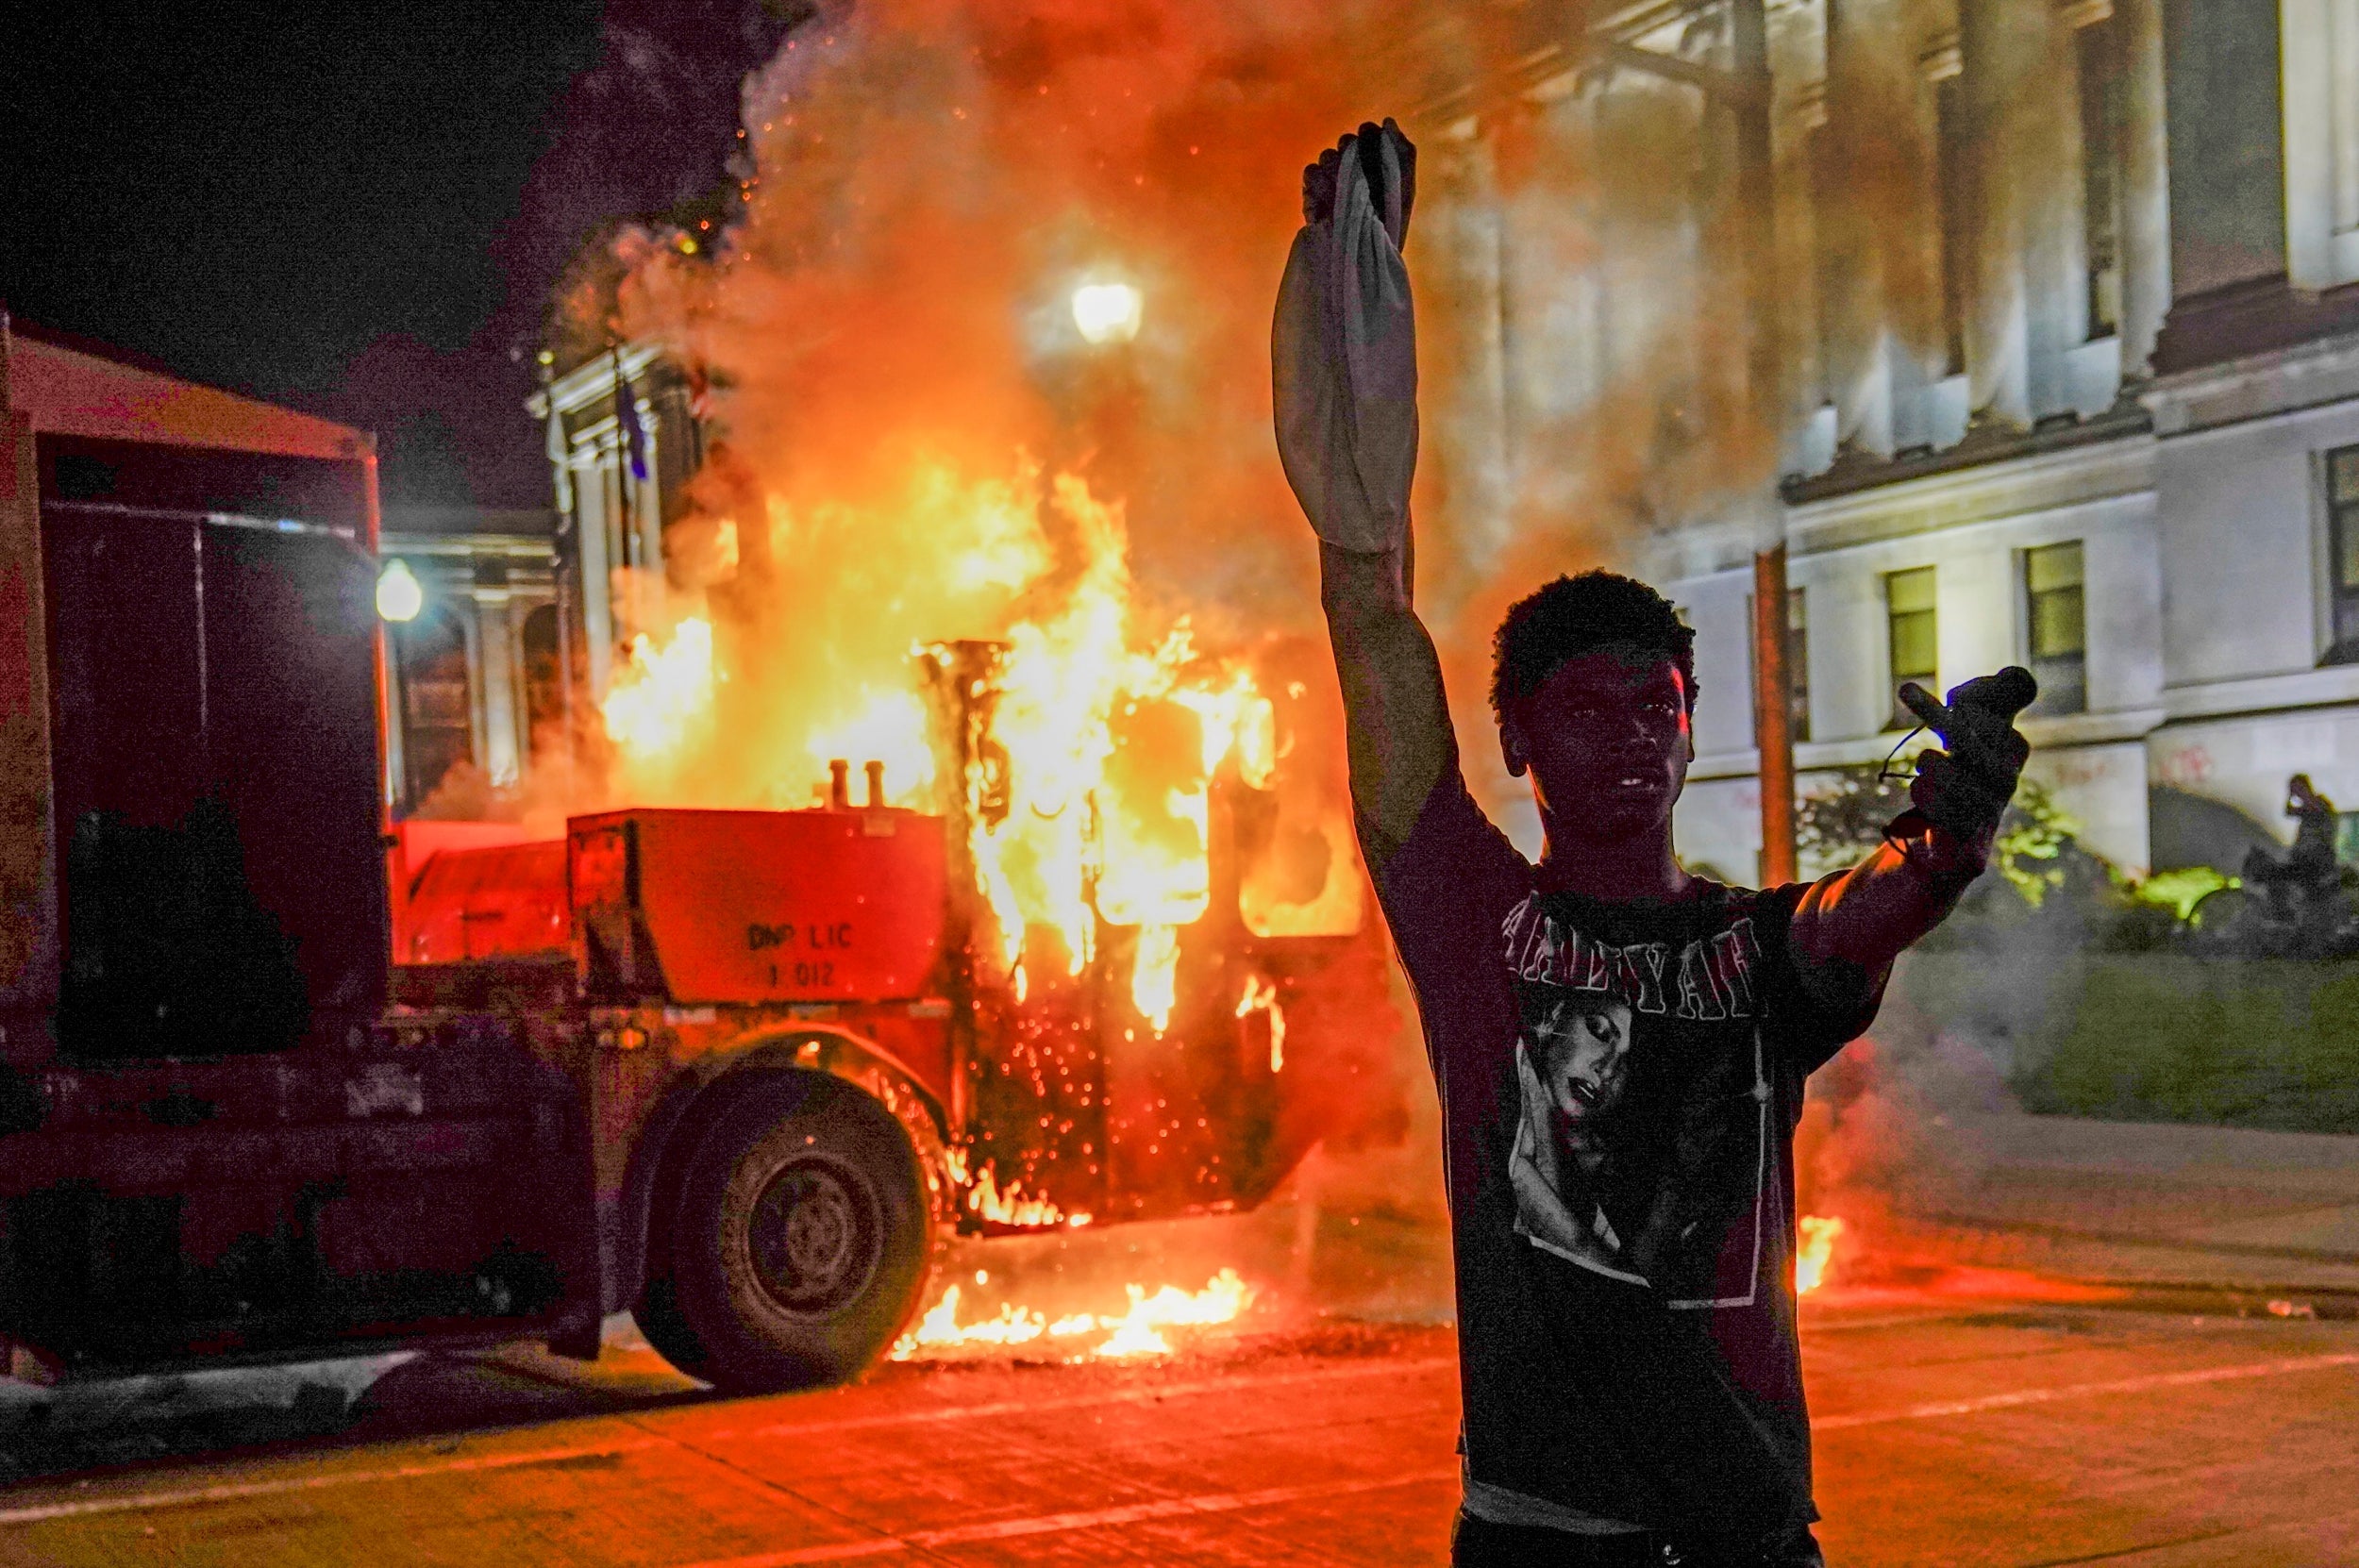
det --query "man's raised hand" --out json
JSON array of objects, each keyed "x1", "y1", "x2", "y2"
[
  {"x1": 1897, "y1": 667, "x2": 2037, "y2": 843},
  {"x1": 1302, "y1": 121, "x2": 1416, "y2": 247},
  {"x1": 1274, "y1": 120, "x2": 1419, "y2": 556}
]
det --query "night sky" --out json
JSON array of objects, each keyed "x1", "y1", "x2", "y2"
[{"x1": 2, "y1": 2, "x2": 798, "y2": 509}]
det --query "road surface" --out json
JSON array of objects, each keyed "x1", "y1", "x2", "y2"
[{"x1": 2, "y1": 1280, "x2": 2355, "y2": 1567}]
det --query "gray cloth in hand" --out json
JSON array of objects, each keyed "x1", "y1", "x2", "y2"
[{"x1": 1273, "y1": 129, "x2": 1417, "y2": 555}]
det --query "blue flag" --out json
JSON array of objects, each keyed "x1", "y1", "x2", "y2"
[{"x1": 614, "y1": 354, "x2": 650, "y2": 483}]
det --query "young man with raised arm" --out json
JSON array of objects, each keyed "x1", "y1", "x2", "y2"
[{"x1": 1273, "y1": 121, "x2": 2039, "y2": 1568}]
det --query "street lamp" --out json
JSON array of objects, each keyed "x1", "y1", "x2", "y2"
[
  {"x1": 376, "y1": 559, "x2": 424, "y2": 623},
  {"x1": 1070, "y1": 281, "x2": 1144, "y2": 345}
]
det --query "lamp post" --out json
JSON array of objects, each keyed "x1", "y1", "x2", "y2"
[
  {"x1": 1730, "y1": 0, "x2": 1798, "y2": 887},
  {"x1": 1052, "y1": 276, "x2": 1147, "y2": 496},
  {"x1": 1597, "y1": 0, "x2": 1796, "y2": 885}
]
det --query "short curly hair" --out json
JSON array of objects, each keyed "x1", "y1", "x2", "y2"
[{"x1": 1489, "y1": 570, "x2": 1698, "y2": 726}]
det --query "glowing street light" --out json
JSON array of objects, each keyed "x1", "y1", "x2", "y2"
[
  {"x1": 1071, "y1": 281, "x2": 1144, "y2": 345},
  {"x1": 376, "y1": 559, "x2": 424, "y2": 623}
]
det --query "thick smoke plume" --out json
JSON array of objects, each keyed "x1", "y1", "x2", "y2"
[
  {"x1": 611, "y1": 0, "x2": 1393, "y2": 810},
  {"x1": 563, "y1": 0, "x2": 1968, "y2": 1311},
  {"x1": 575, "y1": 0, "x2": 1790, "y2": 817}
]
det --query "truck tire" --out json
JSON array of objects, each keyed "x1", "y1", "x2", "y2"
[{"x1": 661, "y1": 1075, "x2": 931, "y2": 1393}]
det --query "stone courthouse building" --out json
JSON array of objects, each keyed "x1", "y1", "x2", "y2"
[{"x1": 1407, "y1": 0, "x2": 2359, "y2": 882}]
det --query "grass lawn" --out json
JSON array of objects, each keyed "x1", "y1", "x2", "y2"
[{"x1": 1906, "y1": 953, "x2": 2359, "y2": 1135}]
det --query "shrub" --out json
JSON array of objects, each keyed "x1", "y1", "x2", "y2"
[{"x1": 1797, "y1": 766, "x2": 2090, "y2": 906}]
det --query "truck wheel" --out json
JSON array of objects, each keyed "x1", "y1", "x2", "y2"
[{"x1": 661, "y1": 1075, "x2": 931, "y2": 1393}]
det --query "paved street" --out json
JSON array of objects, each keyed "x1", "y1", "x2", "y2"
[
  {"x1": 1883, "y1": 1116, "x2": 2359, "y2": 1295},
  {"x1": 1, "y1": 1276, "x2": 2355, "y2": 1568}
]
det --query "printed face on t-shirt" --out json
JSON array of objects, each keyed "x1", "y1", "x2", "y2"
[
  {"x1": 1502, "y1": 898, "x2": 1775, "y2": 1306},
  {"x1": 1529, "y1": 993, "x2": 1632, "y2": 1126}
]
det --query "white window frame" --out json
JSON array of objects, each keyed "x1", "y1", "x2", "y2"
[
  {"x1": 1884, "y1": 566, "x2": 1939, "y2": 732},
  {"x1": 2319, "y1": 443, "x2": 2359, "y2": 661},
  {"x1": 2018, "y1": 540, "x2": 2090, "y2": 715}
]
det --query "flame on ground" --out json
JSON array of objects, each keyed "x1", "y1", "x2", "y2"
[
  {"x1": 892, "y1": 1268, "x2": 1253, "y2": 1361},
  {"x1": 1797, "y1": 1214, "x2": 1845, "y2": 1294}
]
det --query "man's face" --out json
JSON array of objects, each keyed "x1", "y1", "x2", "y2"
[
  {"x1": 1504, "y1": 646, "x2": 1693, "y2": 839},
  {"x1": 1533, "y1": 999, "x2": 1633, "y2": 1123}
]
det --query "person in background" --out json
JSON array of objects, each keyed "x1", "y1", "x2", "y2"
[{"x1": 1272, "y1": 119, "x2": 2037, "y2": 1567}]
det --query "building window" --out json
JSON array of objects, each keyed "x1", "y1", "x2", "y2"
[
  {"x1": 521, "y1": 602, "x2": 568, "y2": 759},
  {"x1": 395, "y1": 609, "x2": 475, "y2": 810},
  {"x1": 1748, "y1": 589, "x2": 1811, "y2": 744},
  {"x1": 1932, "y1": 74, "x2": 1973, "y2": 377},
  {"x1": 2025, "y1": 542, "x2": 2088, "y2": 713},
  {"x1": 2328, "y1": 445, "x2": 2359, "y2": 661},
  {"x1": 1886, "y1": 567, "x2": 1938, "y2": 728},
  {"x1": 2075, "y1": 16, "x2": 2124, "y2": 339}
]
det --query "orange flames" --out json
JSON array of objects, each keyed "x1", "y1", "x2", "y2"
[
  {"x1": 564, "y1": 1, "x2": 1453, "y2": 1239},
  {"x1": 578, "y1": 2, "x2": 1414, "y2": 1059},
  {"x1": 1236, "y1": 973, "x2": 1285, "y2": 1072},
  {"x1": 947, "y1": 1147, "x2": 1094, "y2": 1229},
  {"x1": 601, "y1": 617, "x2": 718, "y2": 763},
  {"x1": 892, "y1": 1267, "x2": 1254, "y2": 1360},
  {"x1": 929, "y1": 499, "x2": 1281, "y2": 1026},
  {"x1": 1797, "y1": 1214, "x2": 1845, "y2": 1294},
  {"x1": 595, "y1": 463, "x2": 1295, "y2": 1033}
]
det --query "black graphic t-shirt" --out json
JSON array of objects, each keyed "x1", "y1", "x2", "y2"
[{"x1": 1368, "y1": 769, "x2": 1882, "y2": 1553}]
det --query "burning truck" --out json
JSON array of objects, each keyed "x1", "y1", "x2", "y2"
[{"x1": 0, "y1": 320, "x2": 1397, "y2": 1391}]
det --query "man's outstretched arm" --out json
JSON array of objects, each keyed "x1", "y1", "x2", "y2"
[
  {"x1": 1322, "y1": 538, "x2": 1453, "y2": 855},
  {"x1": 1788, "y1": 668, "x2": 2037, "y2": 1009}
]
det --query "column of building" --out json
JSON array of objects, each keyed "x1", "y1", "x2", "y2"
[
  {"x1": 1819, "y1": 0, "x2": 1951, "y2": 456},
  {"x1": 631, "y1": 399, "x2": 666, "y2": 588},
  {"x1": 1771, "y1": 55, "x2": 1832, "y2": 465},
  {"x1": 2282, "y1": 0, "x2": 2359, "y2": 290},
  {"x1": 473, "y1": 586, "x2": 521, "y2": 789},
  {"x1": 2117, "y1": 0, "x2": 2173, "y2": 374},
  {"x1": 1442, "y1": 79, "x2": 1621, "y2": 584},
  {"x1": 1957, "y1": 0, "x2": 2089, "y2": 427},
  {"x1": 570, "y1": 438, "x2": 614, "y2": 698},
  {"x1": 1426, "y1": 120, "x2": 1517, "y2": 588}
]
